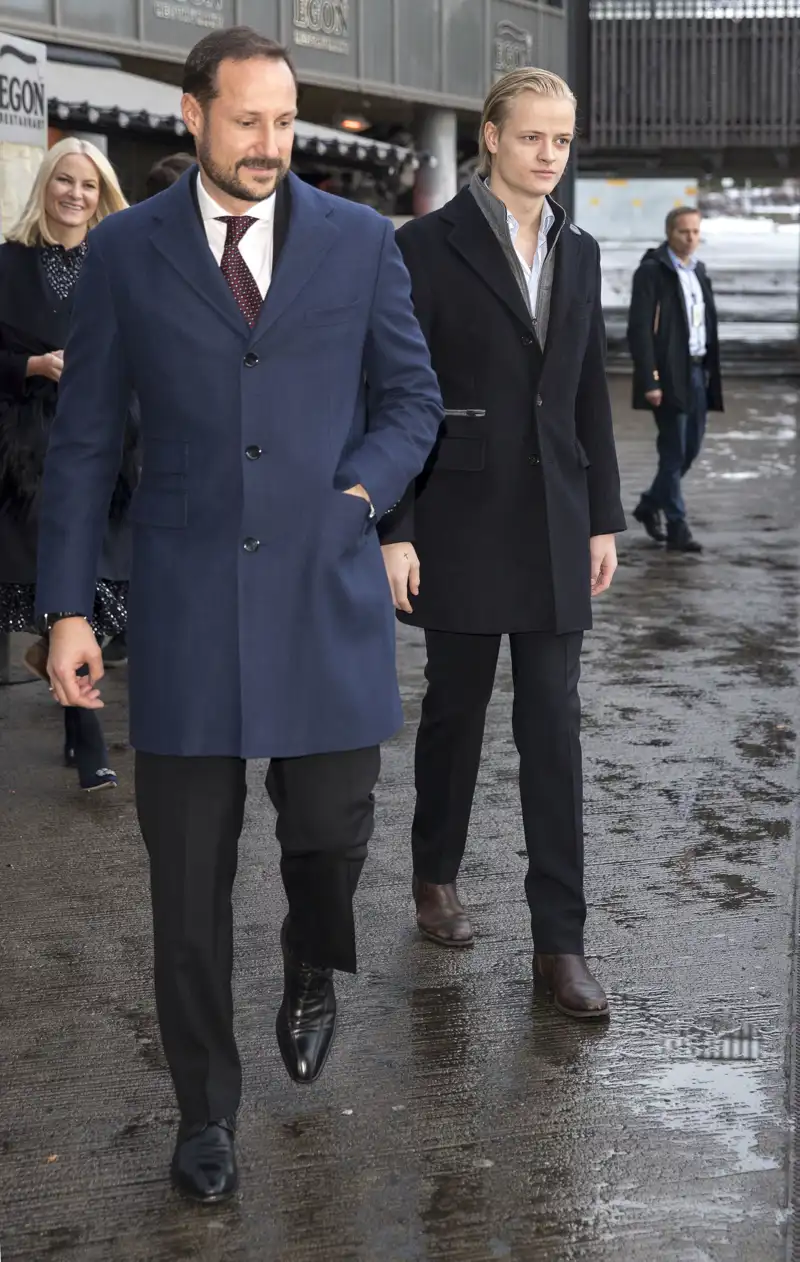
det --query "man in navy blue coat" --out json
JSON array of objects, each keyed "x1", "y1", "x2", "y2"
[{"x1": 37, "y1": 27, "x2": 442, "y2": 1203}]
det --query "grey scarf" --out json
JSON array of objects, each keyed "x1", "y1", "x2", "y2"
[{"x1": 469, "y1": 171, "x2": 563, "y2": 350}]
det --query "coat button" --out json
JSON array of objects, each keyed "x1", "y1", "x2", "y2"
[
  {"x1": 528, "y1": 454, "x2": 541, "y2": 466},
  {"x1": 243, "y1": 352, "x2": 259, "y2": 367},
  {"x1": 536, "y1": 395, "x2": 543, "y2": 407},
  {"x1": 243, "y1": 537, "x2": 260, "y2": 553},
  {"x1": 245, "y1": 445, "x2": 262, "y2": 461},
  {"x1": 521, "y1": 334, "x2": 534, "y2": 346}
]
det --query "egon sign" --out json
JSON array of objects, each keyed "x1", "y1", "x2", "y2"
[{"x1": 0, "y1": 34, "x2": 47, "y2": 147}]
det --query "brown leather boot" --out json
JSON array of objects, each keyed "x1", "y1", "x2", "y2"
[
  {"x1": 533, "y1": 954, "x2": 610, "y2": 1019},
  {"x1": 412, "y1": 876, "x2": 474, "y2": 948}
]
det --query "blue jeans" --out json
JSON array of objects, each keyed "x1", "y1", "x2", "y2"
[{"x1": 643, "y1": 365, "x2": 707, "y2": 523}]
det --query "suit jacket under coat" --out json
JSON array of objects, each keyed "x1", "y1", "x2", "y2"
[
  {"x1": 0, "y1": 241, "x2": 138, "y2": 584},
  {"x1": 36, "y1": 170, "x2": 443, "y2": 758},
  {"x1": 384, "y1": 188, "x2": 626, "y2": 635}
]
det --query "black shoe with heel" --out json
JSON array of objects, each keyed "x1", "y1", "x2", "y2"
[{"x1": 65, "y1": 707, "x2": 117, "y2": 791}]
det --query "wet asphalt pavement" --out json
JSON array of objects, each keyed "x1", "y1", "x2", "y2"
[{"x1": 0, "y1": 377, "x2": 798, "y2": 1262}]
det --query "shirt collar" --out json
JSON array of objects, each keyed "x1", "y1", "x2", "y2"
[
  {"x1": 506, "y1": 198, "x2": 555, "y2": 243},
  {"x1": 482, "y1": 178, "x2": 555, "y2": 241},
  {"x1": 668, "y1": 247, "x2": 698, "y2": 272},
  {"x1": 196, "y1": 171, "x2": 276, "y2": 225}
]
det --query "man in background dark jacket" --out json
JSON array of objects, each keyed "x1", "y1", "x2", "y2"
[{"x1": 627, "y1": 206, "x2": 723, "y2": 553}]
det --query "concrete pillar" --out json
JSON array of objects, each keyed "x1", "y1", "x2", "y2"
[{"x1": 413, "y1": 108, "x2": 458, "y2": 216}]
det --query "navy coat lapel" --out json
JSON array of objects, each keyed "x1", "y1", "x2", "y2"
[
  {"x1": 149, "y1": 169, "x2": 246, "y2": 338},
  {"x1": 443, "y1": 189, "x2": 533, "y2": 333},
  {"x1": 249, "y1": 173, "x2": 339, "y2": 345}
]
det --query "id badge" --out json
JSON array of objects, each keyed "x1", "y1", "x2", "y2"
[{"x1": 692, "y1": 302, "x2": 704, "y2": 328}]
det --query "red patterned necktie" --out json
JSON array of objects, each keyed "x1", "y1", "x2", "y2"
[{"x1": 216, "y1": 215, "x2": 263, "y2": 327}]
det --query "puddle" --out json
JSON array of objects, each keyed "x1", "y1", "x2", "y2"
[{"x1": 631, "y1": 1059, "x2": 780, "y2": 1174}]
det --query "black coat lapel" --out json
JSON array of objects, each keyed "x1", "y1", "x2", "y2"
[{"x1": 444, "y1": 190, "x2": 533, "y2": 332}]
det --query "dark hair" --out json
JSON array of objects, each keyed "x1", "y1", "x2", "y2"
[
  {"x1": 145, "y1": 151, "x2": 196, "y2": 198},
  {"x1": 666, "y1": 205, "x2": 701, "y2": 233},
  {"x1": 182, "y1": 25, "x2": 296, "y2": 109}
]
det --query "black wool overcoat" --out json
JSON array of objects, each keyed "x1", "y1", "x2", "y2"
[{"x1": 381, "y1": 189, "x2": 626, "y2": 635}]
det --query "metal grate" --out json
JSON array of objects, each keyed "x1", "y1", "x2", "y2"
[{"x1": 588, "y1": 0, "x2": 800, "y2": 149}]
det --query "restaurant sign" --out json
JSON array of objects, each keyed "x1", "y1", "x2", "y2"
[
  {"x1": 0, "y1": 33, "x2": 47, "y2": 147},
  {"x1": 293, "y1": 0, "x2": 350, "y2": 56}
]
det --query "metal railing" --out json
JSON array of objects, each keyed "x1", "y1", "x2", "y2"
[{"x1": 589, "y1": 0, "x2": 800, "y2": 148}]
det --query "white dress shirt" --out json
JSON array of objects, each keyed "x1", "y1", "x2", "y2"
[
  {"x1": 196, "y1": 174, "x2": 276, "y2": 299},
  {"x1": 668, "y1": 248, "x2": 707, "y2": 358},
  {"x1": 507, "y1": 198, "x2": 556, "y2": 314}
]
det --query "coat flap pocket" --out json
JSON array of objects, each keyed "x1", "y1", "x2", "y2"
[
  {"x1": 130, "y1": 488, "x2": 187, "y2": 529},
  {"x1": 304, "y1": 301, "x2": 360, "y2": 326},
  {"x1": 434, "y1": 436, "x2": 485, "y2": 473},
  {"x1": 442, "y1": 413, "x2": 486, "y2": 439}
]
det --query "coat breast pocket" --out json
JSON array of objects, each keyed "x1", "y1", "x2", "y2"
[{"x1": 304, "y1": 301, "x2": 360, "y2": 327}]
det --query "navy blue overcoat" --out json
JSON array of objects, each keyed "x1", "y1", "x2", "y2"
[{"x1": 37, "y1": 170, "x2": 443, "y2": 757}]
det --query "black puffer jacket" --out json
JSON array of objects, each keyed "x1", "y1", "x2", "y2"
[{"x1": 627, "y1": 242, "x2": 723, "y2": 413}]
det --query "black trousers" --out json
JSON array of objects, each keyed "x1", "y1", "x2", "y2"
[
  {"x1": 412, "y1": 630, "x2": 585, "y2": 954},
  {"x1": 135, "y1": 745, "x2": 380, "y2": 1124}
]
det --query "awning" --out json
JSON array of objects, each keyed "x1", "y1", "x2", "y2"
[{"x1": 46, "y1": 61, "x2": 428, "y2": 173}]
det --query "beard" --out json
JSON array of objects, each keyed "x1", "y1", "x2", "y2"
[{"x1": 197, "y1": 137, "x2": 288, "y2": 203}]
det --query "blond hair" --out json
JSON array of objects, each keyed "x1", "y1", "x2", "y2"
[
  {"x1": 478, "y1": 68, "x2": 577, "y2": 176},
  {"x1": 6, "y1": 137, "x2": 127, "y2": 247}
]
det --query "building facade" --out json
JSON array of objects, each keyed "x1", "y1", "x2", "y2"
[{"x1": 0, "y1": 0, "x2": 570, "y2": 211}]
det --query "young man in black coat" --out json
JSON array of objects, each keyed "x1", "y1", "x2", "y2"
[
  {"x1": 627, "y1": 207, "x2": 723, "y2": 553},
  {"x1": 379, "y1": 68, "x2": 625, "y2": 1020}
]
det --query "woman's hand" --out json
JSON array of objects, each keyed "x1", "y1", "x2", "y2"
[
  {"x1": 26, "y1": 351, "x2": 64, "y2": 382},
  {"x1": 381, "y1": 542, "x2": 420, "y2": 614}
]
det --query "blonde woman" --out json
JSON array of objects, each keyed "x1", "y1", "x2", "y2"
[{"x1": 0, "y1": 138, "x2": 139, "y2": 790}]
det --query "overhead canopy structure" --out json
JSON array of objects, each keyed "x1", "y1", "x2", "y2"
[{"x1": 46, "y1": 61, "x2": 430, "y2": 175}]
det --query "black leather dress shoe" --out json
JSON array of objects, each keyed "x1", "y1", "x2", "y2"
[
  {"x1": 633, "y1": 501, "x2": 667, "y2": 543},
  {"x1": 666, "y1": 521, "x2": 703, "y2": 553},
  {"x1": 171, "y1": 1118, "x2": 238, "y2": 1204},
  {"x1": 276, "y1": 921, "x2": 336, "y2": 1084}
]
